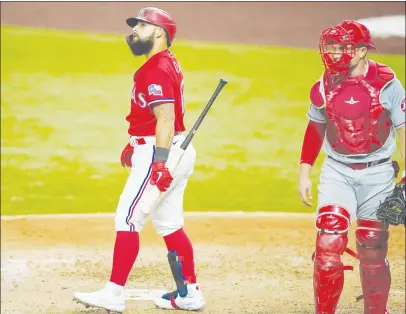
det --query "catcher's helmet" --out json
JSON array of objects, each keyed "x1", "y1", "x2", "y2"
[
  {"x1": 319, "y1": 20, "x2": 375, "y2": 76},
  {"x1": 126, "y1": 7, "x2": 176, "y2": 47},
  {"x1": 336, "y1": 20, "x2": 375, "y2": 49}
]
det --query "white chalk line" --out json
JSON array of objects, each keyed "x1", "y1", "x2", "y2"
[
  {"x1": 124, "y1": 289, "x2": 168, "y2": 301},
  {"x1": 1, "y1": 211, "x2": 315, "y2": 221}
]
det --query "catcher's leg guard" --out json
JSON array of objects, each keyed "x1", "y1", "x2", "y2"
[
  {"x1": 313, "y1": 205, "x2": 352, "y2": 314},
  {"x1": 356, "y1": 219, "x2": 391, "y2": 314}
]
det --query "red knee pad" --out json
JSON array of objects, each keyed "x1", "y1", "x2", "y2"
[
  {"x1": 314, "y1": 205, "x2": 351, "y2": 255},
  {"x1": 356, "y1": 219, "x2": 389, "y2": 262},
  {"x1": 316, "y1": 205, "x2": 351, "y2": 234},
  {"x1": 314, "y1": 206, "x2": 351, "y2": 254}
]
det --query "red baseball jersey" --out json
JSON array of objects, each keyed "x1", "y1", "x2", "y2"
[{"x1": 126, "y1": 50, "x2": 186, "y2": 136}]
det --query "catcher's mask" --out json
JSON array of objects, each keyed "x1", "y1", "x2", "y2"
[{"x1": 319, "y1": 20, "x2": 375, "y2": 78}]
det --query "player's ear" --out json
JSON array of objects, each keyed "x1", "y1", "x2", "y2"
[
  {"x1": 155, "y1": 26, "x2": 164, "y2": 40},
  {"x1": 359, "y1": 47, "x2": 368, "y2": 59}
]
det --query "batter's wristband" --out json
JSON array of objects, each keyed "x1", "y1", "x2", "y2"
[{"x1": 154, "y1": 147, "x2": 170, "y2": 162}]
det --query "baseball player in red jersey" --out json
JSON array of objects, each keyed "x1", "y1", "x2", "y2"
[
  {"x1": 298, "y1": 20, "x2": 405, "y2": 314},
  {"x1": 73, "y1": 7, "x2": 205, "y2": 312}
]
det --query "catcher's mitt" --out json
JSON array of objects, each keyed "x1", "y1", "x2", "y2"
[{"x1": 376, "y1": 181, "x2": 405, "y2": 226}]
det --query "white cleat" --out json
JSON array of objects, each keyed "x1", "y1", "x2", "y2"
[
  {"x1": 154, "y1": 283, "x2": 205, "y2": 311},
  {"x1": 73, "y1": 282, "x2": 126, "y2": 313}
]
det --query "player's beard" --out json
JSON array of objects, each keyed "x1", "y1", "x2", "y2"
[{"x1": 126, "y1": 34, "x2": 154, "y2": 56}]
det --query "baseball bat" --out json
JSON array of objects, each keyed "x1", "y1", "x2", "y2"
[
  {"x1": 140, "y1": 78, "x2": 228, "y2": 214},
  {"x1": 180, "y1": 78, "x2": 228, "y2": 150}
]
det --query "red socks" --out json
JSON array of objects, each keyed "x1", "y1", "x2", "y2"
[
  {"x1": 108, "y1": 229, "x2": 196, "y2": 287},
  {"x1": 164, "y1": 228, "x2": 197, "y2": 284},
  {"x1": 109, "y1": 231, "x2": 140, "y2": 286}
]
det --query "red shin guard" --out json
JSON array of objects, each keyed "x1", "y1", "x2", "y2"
[
  {"x1": 109, "y1": 231, "x2": 140, "y2": 286},
  {"x1": 356, "y1": 219, "x2": 391, "y2": 314},
  {"x1": 313, "y1": 234, "x2": 349, "y2": 314},
  {"x1": 313, "y1": 205, "x2": 351, "y2": 314},
  {"x1": 163, "y1": 228, "x2": 197, "y2": 284}
]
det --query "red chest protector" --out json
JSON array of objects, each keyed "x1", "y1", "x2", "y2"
[{"x1": 310, "y1": 61, "x2": 394, "y2": 155}]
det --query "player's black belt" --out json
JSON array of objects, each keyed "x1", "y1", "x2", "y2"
[{"x1": 328, "y1": 156, "x2": 391, "y2": 170}]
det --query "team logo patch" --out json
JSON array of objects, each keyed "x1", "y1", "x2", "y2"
[
  {"x1": 344, "y1": 96, "x2": 359, "y2": 105},
  {"x1": 401, "y1": 98, "x2": 405, "y2": 112},
  {"x1": 148, "y1": 84, "x2": 163, "y2": 96}
]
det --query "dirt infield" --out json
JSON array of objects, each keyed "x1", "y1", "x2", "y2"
[
  {"x1": 1, "y1": 215, "x2": 405, "y2": 314},
  {"x1": 1, "y1": 2, "x2": 405, "y2": 314},
  {"x1": 1, "y1": 2, "x2": 405, "y2": 54}
]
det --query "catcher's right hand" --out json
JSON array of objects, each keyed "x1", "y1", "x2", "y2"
[
  {"x1": 392, "y1": 160, "x2": 400, "y2": 178},
  {"x1": 376, "y1": 178, "x2": 405, "y2": 226}
]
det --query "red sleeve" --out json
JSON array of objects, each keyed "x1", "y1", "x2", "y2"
[
  {"x1": 300, "y1": 121, "x2": 326, "y2": 166},
  {"x1": 142, "y1": 69, "x2": 175, "y2": 107}
]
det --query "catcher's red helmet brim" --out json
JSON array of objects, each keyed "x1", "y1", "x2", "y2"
[
  {"x1": 357, "y1": 41, "x2": 376, "y2": 49},
  {"x1": 367, "y1": 42, "x2": 376, "y2": 49}
]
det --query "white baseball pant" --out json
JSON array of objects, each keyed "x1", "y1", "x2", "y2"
[{"x1": 114, "y1": 133, "x2": 196, "y2": 237}]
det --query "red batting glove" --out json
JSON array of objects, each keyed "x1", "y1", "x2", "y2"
[
  {"x1": 150, "y1": 161, "x2": 173, "y2": 192},
  {"x1": 120, "y1": 143, "x2": 134, "y2": 167}
]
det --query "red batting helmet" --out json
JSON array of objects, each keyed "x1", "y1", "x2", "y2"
[
  {"x1": 319, "y1": 20, "x2": 375, "y2": 76},
  {"x1": 126, "y1": 7, "x2": 177, "y2": 47}
]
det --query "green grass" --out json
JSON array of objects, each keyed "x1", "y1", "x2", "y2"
[{"x1": 1, "y1": 25, "x2": 405, "y2": 215}]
